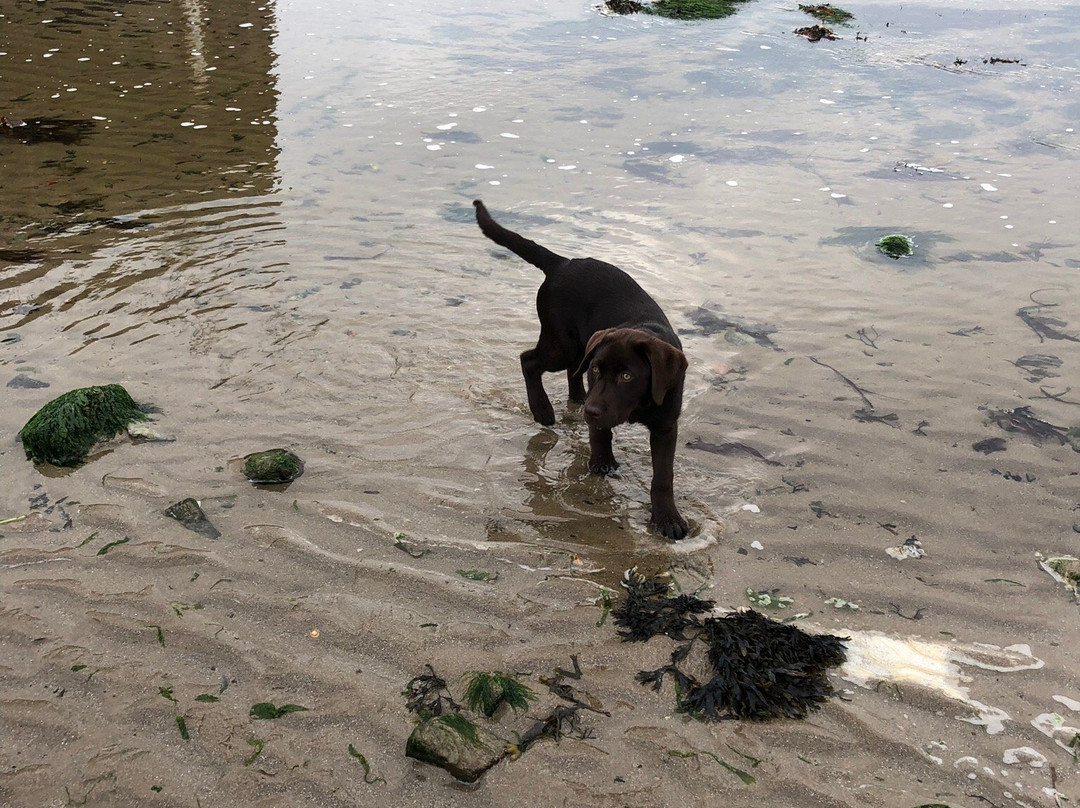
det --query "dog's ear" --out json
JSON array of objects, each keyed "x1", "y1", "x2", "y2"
[
  {"x1": 574, "y1": 328, "x2": 619, "y2": 377},
  {"x1": 644, "y1": 338, "x2": 688, "y2": 406}
]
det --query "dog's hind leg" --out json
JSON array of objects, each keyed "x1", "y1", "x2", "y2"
[{"x1": 521, "y1": 346, "x2": 557, "y2": 425}]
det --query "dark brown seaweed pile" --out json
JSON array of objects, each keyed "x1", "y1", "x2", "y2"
[
  {"x1": 613, "y1": 571, "x2": 847, "y2": 720},
  {"x1": 613, "y1": 571, "x2": 715, "y2": 642}
]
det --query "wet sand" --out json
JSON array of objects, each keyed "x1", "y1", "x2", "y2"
[{"x1": 3, "y1": 0, "x2": 1080, "y2": 806}]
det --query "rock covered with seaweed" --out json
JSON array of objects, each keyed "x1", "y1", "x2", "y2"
[
  {"x1": 242, "y1": 448, "x2": 305, "y2": 484},
  {"x1": 402, "y1": 662, "x2": 600, "y2": 782},
  {"x1": 18, "y1": 384, "x2": 149, "y2": 467},
  {"x1": 613, "y1": 570, "x2": 848, "y2": 720}
]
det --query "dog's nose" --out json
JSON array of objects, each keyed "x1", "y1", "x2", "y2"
[{"x1": 584, "y1": 403, "x2": 603, "y2": 421}]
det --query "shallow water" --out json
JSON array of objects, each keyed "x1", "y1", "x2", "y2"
[{"x1": 3, "y1": 1, "x2": 1080, "y2": 806}]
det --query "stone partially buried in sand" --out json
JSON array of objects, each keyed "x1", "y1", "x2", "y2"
[
  {"x1": 405, "y1": 714, "x2": 507, "y2": 783},
  {"x1": 165, "y1": 498, "x2": 221, "y2": 539},
  {"x1": 243, "y1": 449, "x2": 304, "y2": 484}
]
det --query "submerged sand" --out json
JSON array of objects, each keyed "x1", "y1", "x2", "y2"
[{"x1": 3, "y1": 0, "x2": 1080, "y2": 806}]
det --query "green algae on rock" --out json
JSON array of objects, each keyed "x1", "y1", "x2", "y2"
[
  {"x1": 242, "y1": 448, "x2": 304, "y2": 484},
  {"x1": 877, "y1": 233, "x2": 915, "y2": 259},
  {"x1": 19, "y1": 384, "x2": 148, "y2": 467},
  {"x1": 405, "y1": 714, "x2": 506, "y2": 783}
]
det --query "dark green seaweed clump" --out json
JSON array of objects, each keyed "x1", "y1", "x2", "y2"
[
  {"x1": 462, "y1": 672, "x2": 537, "y2": 718},
  {"x1": 877, "y1": 233, "x2": 914, "y2": 259},
  {"x1": 243, "y1": 448, "x2": 304, "y2": 483},
  {"x1": 645, "y1": 0, "x2": 753, "y2": 19},
  {"x1": 615, "y1": 571, "x2": 847, "y2": 720},
  {"x1": 612, "y1": 571, "x2": 715, "y2": 642},
  {"x1": 403, "y1": 665, "x2": 460, "y2": 718},
  {"x1": 19, "y1": 384, "x2": 148, "y2": 466},
  {"x1": 798, "y1": 3, "x2": 854, "y2": 25}
]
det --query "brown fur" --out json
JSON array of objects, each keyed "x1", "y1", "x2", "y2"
[{"x1": 474, "y1": 200, "x2": 690, "y2": 539}]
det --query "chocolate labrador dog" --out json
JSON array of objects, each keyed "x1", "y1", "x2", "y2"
[{"x1": 473, "y1": 200, "x2": 689, "y2": 540}]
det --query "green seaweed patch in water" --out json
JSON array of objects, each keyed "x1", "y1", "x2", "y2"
[
  {"x1": 175, "y1": 716, "x2": 190, "y2": 741},
  {"x1": 644, "y1": 0, "x2": 753, "y2": 19},
  {"x1": 194, "y1": 693, "x2": 220, "y2": 703},
  {"x1": 19, "y1": 384, "x2": 149, "y2": 467},
  {"x1": 798, "y1": 3, "x2": 854, "y2": 25},
  {"x1": 462, "y1": 672, "x2": 537, "y2": 718},
  {"x1": 877, "y1": 233, "x2": 915, "y2": 259}
]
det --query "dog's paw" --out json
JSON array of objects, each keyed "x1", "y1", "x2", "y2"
[
  {"x1": 588, "y1": 458, "x2": 620, "y2": 475},
  {"x1": 651, "y1": 510, "x2": 689, "y2": 541},
  {"x1": 532, "y1": 406, "x2": 556, "y2": 426}
]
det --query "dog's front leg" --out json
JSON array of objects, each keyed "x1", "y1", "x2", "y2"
[
  {"x1": 648, "y1": 424, "x2": 688, "y2": 540},
  {"x1": 587, "y1": 425, "x2": 619, "y2": 475},
  {"x1": 567, "y1": 367, "x2": 586, "y2": 404}
]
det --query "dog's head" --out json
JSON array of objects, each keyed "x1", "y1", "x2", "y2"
[{"x1": 574, "y1": 328, "x2": 688, "y2": 429}]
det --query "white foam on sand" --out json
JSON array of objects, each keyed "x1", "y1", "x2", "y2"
[{"x1": 841, "y1": 632, "x2": 1043, "y2": 734}]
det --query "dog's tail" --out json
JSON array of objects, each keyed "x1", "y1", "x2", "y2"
[{"x1": 473, "y1": 199, "x2": 566, "y2": 274}]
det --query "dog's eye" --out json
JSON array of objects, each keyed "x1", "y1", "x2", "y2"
[
  {"x1": 620, "y1": 371, "x2": 633, "y2": 382},
  {"x1": 590, "y1": 365, "x2": 600, "y2": 375}
]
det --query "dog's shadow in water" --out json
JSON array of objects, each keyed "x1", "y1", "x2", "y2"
[{"x1": 509, "y1": 419, "x2": 677, "y2": 559}]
